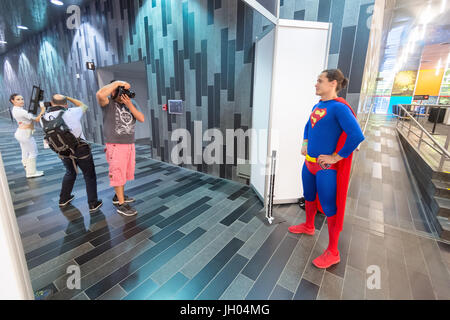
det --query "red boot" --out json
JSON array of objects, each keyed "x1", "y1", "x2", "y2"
[
  {"x1": 312, "y1": 250, "x2": 340, "y2": 269},
  {"x1": 312, "y1": 215, "x2": 341, "y2": 269},
  {"x1": 288, "y1": 200, "x2": 316, "y2": 235}
]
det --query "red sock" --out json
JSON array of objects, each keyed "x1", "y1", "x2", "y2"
[
  {"x1": 305, "y1": 200, "x2": 317, "y2": 229},
  {"x1": 326, "y1": 215, "x2": 340, "y2": 255}
]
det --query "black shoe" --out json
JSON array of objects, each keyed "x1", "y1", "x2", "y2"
[
  {"x1": 59, "y1": 195, "x2": 75, "y2": 207},
  {"x1": 89, "y1": 200, "x2": 103, "y2": 213},
  {"x1": 298, "y1": 197, "x2": 306, "y2": 210},
  {"x1": 113, "y1": 195, "x2": 135, "y2": 205},
  {"x1": 116, "y1": 203, "x2": 138, "y2": 217}
]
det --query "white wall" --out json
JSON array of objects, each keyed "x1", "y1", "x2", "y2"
[{"x1": 0, "y1": 152, "x2": 34, "y2": 300}]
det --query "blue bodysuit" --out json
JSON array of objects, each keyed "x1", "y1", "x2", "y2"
[{"x1": 302, "y1": 99, "x2": 364, "y2": 216}]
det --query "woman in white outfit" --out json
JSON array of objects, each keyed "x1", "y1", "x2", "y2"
[{"x1": 10, "y1": 94, "x2": 46, "y2": 178}]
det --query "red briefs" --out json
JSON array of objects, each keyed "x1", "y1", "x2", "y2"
[{"x1": 305, "y1": 160, "x2": 338, "y2": 175}]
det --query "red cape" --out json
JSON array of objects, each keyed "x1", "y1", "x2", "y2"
[{"x1": 315, "y1": 97, "x2": 356, "y2": 232}]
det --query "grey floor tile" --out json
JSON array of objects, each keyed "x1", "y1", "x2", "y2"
[
  {"x1": 293, "y1": 278, "x2": 319, "y2": 300},
  {"x1": 342, "y1": 266, "x2": 365, "y2": 300},
  {"x1": 301, "y1": 227, "x2": 327, "y2": 286},
  {"x1": 50, "y1": 238, "x2": 153, "y2": 300},
  {"x1": 32, "y1": 260, "x2": 77, "y2": 292},
  {"x1": 386, "y1": 246, "x2": 412, "y2": 299},
  {"x1": 317, "y1": 271, "x2": 343, "y2": 300},
  {"x1": 419, "y1": 237, "x2": 450, "y2": 299},
  {"x1": 29, "y1": 242, "x2": 95, "y2": 281},
  {"x1": 150, "y1": 223, "x2": 227, "y2": 285},
  {"x1": 347, "y1": 226, "x2": 369, "y2": 272},
  {"x1": 269, "y1": 285, "x2": 294, "y2": 300},
  {"x1": 437, "y1": 241, "x2": 450, "y2": 272},
  {"x1": 219, "y1": 274, "x2": 254, "y2": 300},
  {"x1": 237, "y1": 222, "x2": 277, "y2": 260},
  {"x1": 71, "y1": 292, "x2": 90, "y2": 300},
  {"x1": 181, "y1": 220, "x2": 246, "y2": 279},
  {"x1": 277, "y1": 232, "x2": 317, "y2": 293},
  {"x1": 408, "y1": 271, "x2": 436, "y2": 300},
  {"x1": 97, "y1": 284, "x2": 128, "y2": 300}
]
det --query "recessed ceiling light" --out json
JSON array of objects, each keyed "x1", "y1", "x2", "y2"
[
  {"x1": 17, "y1": 26, "x2": 29, "y2": 30},
  {"x1": 50, "y1": 0, "x2": 64, "y2": 5}
]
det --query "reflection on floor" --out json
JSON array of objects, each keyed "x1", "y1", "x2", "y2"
[{"x1": 0, "y1": 115, "x2": 449, "y2": 300}]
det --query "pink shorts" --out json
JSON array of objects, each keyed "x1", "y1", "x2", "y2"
[{"x1": 105, "y1": 143, "x2": 136, "y2": 187}]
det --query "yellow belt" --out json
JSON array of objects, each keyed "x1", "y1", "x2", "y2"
[{"x1": 305, "y1": 154, "x2": 316, "y2": 163}]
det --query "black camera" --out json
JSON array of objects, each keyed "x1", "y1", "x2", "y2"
[
  {"x1": 114, "y1": 86, "x2": 135, "y2": 99},
  {"x1": 28, "y1": 85, "x2": 44, "y2": 115}
]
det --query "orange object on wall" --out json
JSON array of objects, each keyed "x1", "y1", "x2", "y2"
[{"x1": 414, "y1": 69, "x2": 445, "y2": 96}]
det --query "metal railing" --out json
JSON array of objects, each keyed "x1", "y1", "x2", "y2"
[
  {"x1": 361, "y1": 103, "x2": 375, "y2": 136},
  {"x1": 395, "y1": 104, "x2": 450, "y2": 134},
  {"x1": 396, "y1": 104, "x2": 450, "y2": 171},
  {"x1": 354, "y1": 103, "x2": 374, "y2": 153}
]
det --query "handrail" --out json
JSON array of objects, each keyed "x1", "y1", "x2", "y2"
[
  {"x1": 409, "y1": 104, "x2": 450, "y2": 108},
  {"x1": 362, "y1": 103, "x2": 375, "y2": 136},
  {"x1": 397, "y1": 104, "x2": 450, "y2": 159},
  {"x1": 399, "y1": 103, "x2": 450, "y2": 134}
]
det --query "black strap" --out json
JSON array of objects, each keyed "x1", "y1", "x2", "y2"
[
  {"x1": 47, "y1": 106, "x2": 66, "y2": 113},
  {"x1": 42, "y1": 107, "x2": 66, "y2": 125}
]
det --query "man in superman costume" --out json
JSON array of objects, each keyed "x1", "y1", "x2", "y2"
[{"x1": 289, "y1": 69, "x2": 364, "y2": 269}]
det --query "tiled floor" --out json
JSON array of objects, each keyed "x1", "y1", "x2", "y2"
[{"x1": 0, "y1": 115, "x2": 449, "y2": 300}]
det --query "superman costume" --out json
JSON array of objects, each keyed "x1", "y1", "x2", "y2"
[{"x1": 289, "y1": 97, "x2": 364, "y2": 268}]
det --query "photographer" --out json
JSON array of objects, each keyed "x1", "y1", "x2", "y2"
[
  {"x1": 96, "y1": 80, "x2": 145, "y2": 217},
  {"x1": 10, "y1": 93, "x2": 46, "y2": 178},
  {"x1": 41, "y1": 94, "x2": 103, "y2": 213}
]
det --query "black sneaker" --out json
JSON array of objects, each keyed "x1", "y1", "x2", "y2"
[
  {"x1": 89, "y1": 200, "x2": 103, "y2": 213},
  {"x1": 113, "y1": 195, "x2": 135, "y2": 205},
  {"x1": 116, "y1": 203, "x2": 138, "y2": 216},
  {"x1": 59, "y1": 195, "x2": 75, "y2": 207}
]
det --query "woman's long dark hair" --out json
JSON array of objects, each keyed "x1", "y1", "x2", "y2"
[
  {"x1": 9, "y1": 93, "x2": 20, "y2": 105},
  {"x1": 322, "y1": 69, "x2": 349, "y2": 93}
]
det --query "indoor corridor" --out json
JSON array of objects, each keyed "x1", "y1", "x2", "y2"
[{"x1": 0, "y1": 115, "x2": 449, "y2": 300}]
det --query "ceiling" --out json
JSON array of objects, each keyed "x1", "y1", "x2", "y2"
[{"x1": 0, "y1": 0, "x2": 93, "y2": 55}]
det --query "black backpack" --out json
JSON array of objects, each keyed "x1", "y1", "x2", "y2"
[{"x1": 41, "y1": 109, "x2": 88, "y2": 162}]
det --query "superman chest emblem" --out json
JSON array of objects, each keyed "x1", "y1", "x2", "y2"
[{"x1": 310, "y1": 108, "x2": 327, "y2": 128}]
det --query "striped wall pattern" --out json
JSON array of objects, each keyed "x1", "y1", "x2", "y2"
[
  {"x1": 279, "y1": 0, "x2": 375, "y2": 109},
  {"x1": 0, "y1": 0, "x2": 273, "y2": 182}
]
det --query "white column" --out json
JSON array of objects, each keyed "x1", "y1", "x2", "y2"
[{"x1": 0, "y1": 152, "x2": 34, "y2": 300}]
